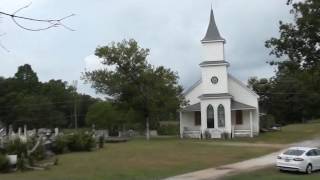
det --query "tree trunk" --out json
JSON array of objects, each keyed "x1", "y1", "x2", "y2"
[{"x1": 146, "y1": 117, "x2": 150, "y2": 140}]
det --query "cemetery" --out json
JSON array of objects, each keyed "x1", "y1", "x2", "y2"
[{"x1": 0, "y1": 125, "x2": 102, "y2": 172}]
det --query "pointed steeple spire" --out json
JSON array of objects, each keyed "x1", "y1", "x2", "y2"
[{"x1": 201, "y1": 8, "x2": 225, "y2": 42}]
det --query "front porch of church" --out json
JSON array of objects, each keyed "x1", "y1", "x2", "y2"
[{"x1": 180, "y1": 100, "x2": 259, "y2": 139}]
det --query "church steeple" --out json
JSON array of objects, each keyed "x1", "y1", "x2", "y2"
[
  {"x1": 200, "y1": 8, "x2": 226, "y2": 62},
  {"x1": 199, "y1": 8, "x2": 229, "y2": 96},
  {"x1": 201, "y1": 8, "x2": 225, "y2": 43}
]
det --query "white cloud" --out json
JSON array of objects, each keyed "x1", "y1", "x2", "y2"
[
  {"x1": 84, "y1": 54, "x2": 116, "y2": 72},
  {"x1": 84, "y1": 54, "x2": 103, "y2": 71},
  {"x1": 0, "y1": 0, "x2": 293, "y2": 96}
]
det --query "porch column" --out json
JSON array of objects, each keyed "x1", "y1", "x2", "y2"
[{"x1": 249, "y1": 110, "x2": 253, "y2": 138}]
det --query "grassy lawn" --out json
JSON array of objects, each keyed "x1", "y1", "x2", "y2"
[
  {"x1": 2, "y1": 122, "x2": 319, "y2": 180},
  {"x1": 220, "y1": 121, "x2": 320, "y2": 144},
  {"x1": 0, "y1": 138, "x2": 276, "y2": 180},
  {"x1": 223, "y1": 166, "x2": 320, "y2": 180},
  {"x1": 186, "y1": 121, "x2": 320, "y2": 146}
]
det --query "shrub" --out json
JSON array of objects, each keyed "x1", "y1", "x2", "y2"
[
  {"x1": 16, "y1": 153, "x2": 27, "y2": 172},
  {"x1": 51, "y1": 132, "x2": 96, "y2": 153},
  {"x1": 98, "y1": 136, "x2": 104, "y2": 149},
  {"x1": 204, "y1": 130, "x2": 211, "y2": 139},
  {"x1": 27, "y1": 137, "x2": 46, "y2": 161},
  {"x1": 221, "y1": 132, "x2": 230, "y2": 139},
  {"x1": 105, "y1": 137, "x2": 128, "y2": 143},
  {"x1": 54, "y1": 158, "x2": 59, "y2": 166},
  {"x1": 260, "y1": 114, "x2": 276, "y2": 129},
  {"x1": 66, "y1": 132, "x2": 95, "y2": 152},
  {"x1": 0, "y1": 154, "x2": 9, "y2": 172},
  {"x1": 5, "y1": 139, "x2": 27, "y2": 157},
  {"x1": 157, "y1": 124, "x2": 179, "y2": 135},
  {"x1": 52, "y1": 135, "x2": 68, "y2": 154}
]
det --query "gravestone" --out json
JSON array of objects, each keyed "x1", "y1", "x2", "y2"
[
  {"x1": 27, "y1": 129, "x2": 36, "y2": 137},
  {"x1": 54, "y1": 128, "x2": 59, "y2": 136},
  {"x1": 150, "y1": 130, "x2": 158, "y2": 137},
  {"x1": 95, "y1": 130, "x2": 109, "y2": 139},
  {"x1": 8, "y1": 125, "x2": 13, "y2": 136},
  {"x1": 18, "y1": 127, "x2": 21, "y2": 137},
  {"x1": 24, "y1": 125, "x2": 27, "y2": 137}
]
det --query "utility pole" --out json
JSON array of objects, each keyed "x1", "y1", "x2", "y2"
[{"x1": 72, "y1": 80, "x2": 78, "y2": 129}]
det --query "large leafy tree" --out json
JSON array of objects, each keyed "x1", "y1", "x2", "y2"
[
  {"x1": 250, "y1": 0, "x2": 320, "y2": 124},
  {"x1": 248, "y1": 77, "x2": 273, "y2": 114},
  {"x1": 41, "y1": 79, "x2": 75, "y2": 127},
  {"x1": 13, "y1": 64, "x2": 40, "y2": 94},
  {"x1": 86, "y1": 102, "x2": 122, "y2": 134},
  {"x1": 13, "y1": 95, "x2": 66, "y2": 128},
  {"x1": 0, "y1": 64, "x2": 97, "y2": 129},
  {"x1": 83, "y1": 39, "x2": 185, "y2": 140}
]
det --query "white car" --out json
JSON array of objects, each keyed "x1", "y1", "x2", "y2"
[{"x1": 276, "y1": 147, "x2": 320, "y2": 174}]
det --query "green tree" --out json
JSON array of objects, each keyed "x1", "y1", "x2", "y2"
[
  {"x1": 86, "y1": 102, "x2": 122, "y2": 134},
  {"x1": 0, "y1": 64, "x2": 98, "y2": 129},
  {"x1": 13, "y1": 95, "x2": 66, "y2": 128},
  {"x1": 41, "y1": 80, "x2": 75, "y2": 127},
  {"x1": 77, "y1": 94, "x2": 99, "y2": 127},
  {"x1": 83, "y1": 39, "x2": 185, "y2": 140},
  {"x1": 248, "y1": 77, "x2": 273, "y2": 114},
  {"x1": 253, "y1": 0, "x2": 320, "y2": 123},
  {"x1": 13, "y1": 64, "x2": 40, "y2": 94}
]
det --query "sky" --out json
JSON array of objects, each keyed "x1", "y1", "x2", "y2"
[{"x1": 0, "y1": 0, "x2": 293, "y2": 98}]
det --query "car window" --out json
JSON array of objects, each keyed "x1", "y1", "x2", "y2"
[
  {"x1": 306, "y1": 150, "x2": 316, "y2": 156},
  {"x1": 315, "y1": 149, "x2": 320, "y2": 156},
  {"x1": 284, "y1": 149, "x2": 305, "y2": 156}
]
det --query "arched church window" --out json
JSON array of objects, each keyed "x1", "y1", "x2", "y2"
[
  {"x1": 218, "y1": 104, "x2": 225, "y2": 127},
  {"x1": 207, "y1": 105, "x2": 214, "y2": 128}
]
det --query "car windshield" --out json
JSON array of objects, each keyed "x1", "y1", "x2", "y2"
[{"x1": 283, "y1": 149, "x2": 305, "y2": 156}]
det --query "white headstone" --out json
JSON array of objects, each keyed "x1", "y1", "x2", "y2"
[
  {"x1": 8, "y1": 125, "x2": 13, "y2": 136},
  {"x1": 7, "y1": 155, "x2": 17, "y2": 165},
  {"x1": 24, "y1": 125, "x2": 27, "y2": 137},
  {"x1": 150, "y1": 130, "x2": 158, "y2": 137},
  {"x1": 54, "y1": 128, "x2": 59, "y2": 136}
]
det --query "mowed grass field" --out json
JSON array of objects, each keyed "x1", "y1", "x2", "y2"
[
  {"x1": 230, "y1": 120, "x2": 320, "y2": 144},
  {"x1": 223, "y1": 166, "x2": 320, "y2": 180},
  {"x1": 0, "y1": 138, "x2": 276, "y2": 180},
  {"x1": 1, "y1": 121, "x2": 320, "y2": 180}
]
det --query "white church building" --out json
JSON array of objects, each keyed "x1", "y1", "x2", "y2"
[{"x1": 180, "y1": 9, "x2": 260, "y2": 139}]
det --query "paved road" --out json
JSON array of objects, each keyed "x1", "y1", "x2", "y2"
[{"x1": 164, "y1": 138, "x2": 320, "y2": 180}]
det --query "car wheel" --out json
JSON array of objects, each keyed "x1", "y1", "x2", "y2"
[{"x1": 306, "y1": 164, "x2": 312, "y2": 174}]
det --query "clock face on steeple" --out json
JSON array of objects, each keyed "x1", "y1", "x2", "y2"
[{"x1": 211, "y1": 76, "x2": 219, "y2": 84}]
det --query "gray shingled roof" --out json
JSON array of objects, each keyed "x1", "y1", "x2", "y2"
[
  {"x1": 183, "y1": 79, "x2": 202, "y2": 95},
  {"x1": 181, "y1": 103, "x2": 200, "y2": 112},
  {"x1": 181, "y1": 100, "x2": 255, "y2": 112},
  {"x1": 199, "y1": 93, "x2": 232, "y2": 99},
  {"x1": 231, "y1": 100, "x2": 256, "y2": 110},
  {"x1": 201, "y1": 9, "x2": 225, "y2": 42},
  {"x1": 199, "y1": 61, "x2": 229, "y2": 66}
]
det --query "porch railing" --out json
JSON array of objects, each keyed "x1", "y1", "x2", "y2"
[{"x1": 183, "y1": 127, "x2": 201, "y2": 138}]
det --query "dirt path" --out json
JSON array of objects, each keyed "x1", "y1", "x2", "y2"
[
  {"x1": 164, "y1": 138, "x2": 320, "y2": 180},
  {"x1": 194, "y1": 141, "x2": 286, "y2": 149}
]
